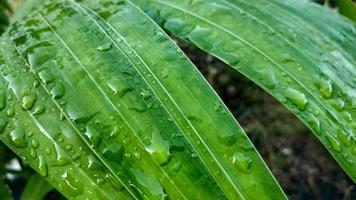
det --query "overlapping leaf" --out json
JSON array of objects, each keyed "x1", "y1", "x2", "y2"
[
  {"x1": 132, "y1": 0, "x2": 356, "y2": 181},
  {"x1": 0, "y1": 0, "x2": 286, "y2": 199}
]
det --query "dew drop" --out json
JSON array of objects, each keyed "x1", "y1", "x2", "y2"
[
  {"x1": 9, "y1": 127, "x2": 27, "y2": 148},
  {"x1": 32, "y1": 105, "x2": 46, "y2": 115},
  {"x1": 102, "y1": 143, "x2": 124, "y2": 163},
  {"x1": 145, "y1": 129, "x2": 171, "y2": 165},
  {"x1": 232, "y1": 152, "x2": 252, "y2": 173},
  {"x1": 330, "y1": 99, "x2": 345, "y2": 111},
  {"x1": 317, "y1": 79, "x2": 333, "y2": 98},
  {"x1": 307, "y1": 114, "x2": 320, "y2": 134},
  {"x1": 96, "y1": 42, "x2": 112, "y2": 51},
  {"x1": 325, "y1": 134, "x2": 341, "y2": 152},
  {"x1": 218, "y1": 132, "x2": 237, "y2": 146},
  {"x1": 53, "y1": 144, "x2": 70, "y2": 166},
  {"x1": 50, "y1": 83, "x2": 65, "y2": 99},
  {"x1": 337, "y1": 131, "x2": 352, "y2": 147},
  {"x1": 6, "y1": 107, "x2": 15, "y2": 117},
  {"x1": 38, "y1": 70, "x2": 54, "y2": 84},
  {"x1": 21, "y1": 94, "x2": 37, "y2": 111},
  {"x1": 107, "y1": 78, "x2": 133, "y2": 97},
  {"x1": 31, "y1": 139, "x2": 39, "y2": 148},
  {"x1": 84, "y1": 125, "x2": 102, "y2": 147},
  {"x1": 285, "y1": 88, "x2": 308, "y2": 110},
  {"x1": 140, "y1": 90, "x2": 151, "y2": 100}
]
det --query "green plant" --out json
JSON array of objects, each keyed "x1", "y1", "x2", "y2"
[{"x1": 0, "y1": 0, "x2": 355, "y2": 199}]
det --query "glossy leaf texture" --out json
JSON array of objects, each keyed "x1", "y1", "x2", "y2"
[
  {"x1": 132, "y1": 0, "x2": 356, "y2": 181},
  {"x1": 0, "y1": 0, "x2": 286, "y2": 199},
  {"x1": 21, "y1": 174, "x2": 53, "y2": 200}
]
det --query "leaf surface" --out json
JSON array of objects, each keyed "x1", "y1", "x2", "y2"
[
  {"x1": 131, "y1": 0, "x2": 356, "y2": 181},
  {"x1": 0, "y1": 0, "x2": 286, "y2": 199},
  {"x1": 21, "y1": 174, "x2": 53, "y2": 200}
]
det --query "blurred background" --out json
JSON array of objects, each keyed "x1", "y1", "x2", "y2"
[{"x1": 0, "y1": 0, "x2": 355, "y2": 199}]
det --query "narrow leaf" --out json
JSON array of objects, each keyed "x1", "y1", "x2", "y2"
[
  {"x1": 0, "y1": 177, "x2": 13, "y2": 200},
  {"x1": 132, "y1": 0, "x2": 356, "y2": 181}
]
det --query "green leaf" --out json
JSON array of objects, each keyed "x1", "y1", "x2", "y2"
[
  {"x1": 0, "y1": 177, "x2": 13, "y2": 200},
  {"x1": 0, "y1": 0, "x2": 286, "y2": 199},
  {"x1": 21, "y1": 174, "x2": 53, "y2": 200},
  {"x1": 131, "y1": 0, "x2": 356, "y2": 181}
]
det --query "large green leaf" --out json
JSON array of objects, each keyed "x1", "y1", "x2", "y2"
[
  {"x1": 131, "y1": 0, "x2": 356, "y2": 181},
  {"x1": 0, "y1": 0, "x2": 286, "y2": 199}
]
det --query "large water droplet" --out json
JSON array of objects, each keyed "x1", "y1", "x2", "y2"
[
  {"x1": 32, "y1": 105, "x2": 46, "y2": 115},
  {"x1": 326, "y1": 134, "x2": 341, "y2": 152},
  {"x1": 285, "y1": 88, "x2": 308, "y2": 110},
  {"x1": 9, "y1": 127, "x2": 27, "y2": 148},
  {"x1": 97, "y1": 42, "x2": 112, "y2": 51},
  {"x1": 232, "y1": 152, "x2": 252, "y2": 173},
  {"x1": 102, "y1": 143, "x2": 124, "y2": 162},
  {"x1": 84, "y1": 125, "x2": 102, "y2": 147},
  {"x1": 131, "y1": 168, "x2": 166, "y2": 199},
  {"x1": 330, "y1": 99, "x2": 345, "y2": 111},
  {"x1": 317, "y1": 79, "x2": 333, "y2": 98},
  {"x1": 50, "y1": 83, "x2": 65, "y2": 99},
  {"x1": 218, "y1": 132, "x2": 237, "y2": 146},
  {"x1": 145, "y1": 129, "x2": 171, "y2": 165},
  {"x1": 307, "y1": 114, "x2": 320, "y2": 134},
  {"x1": 337, "y1": 131, "x2": 352, "y2": 147},
  {"x1": 38, "y1": 70, "x2": 54, "y2": 84},
  {"x1": 53, "y1": 144, "x2": 70, "y2": 166},
  {"x1": 107, "y1": 78, "x2": 133, "y2": 97},
  {"x1": 22, "y1": 94, "x2": 37, "y2": 111}
]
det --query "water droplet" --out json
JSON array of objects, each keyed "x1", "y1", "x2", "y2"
[
  {"x1": 218, "y1": 132, "x2": 237, "y2": 146},
  {"x1": 317, "y1": 79, "x2": 333, "y2": 98},
  {"x1": 131, "y1": 168, "x2": 166, "y2": 199},
  {"x1": 145, "y1": 129, "x2": 171, "y2": 165},
  {"x1": 330, "y1": 99, "x2": 345, "y2": 111},
  {"x1": 107, "y1": 78, "x2": 133, "y2": 97},
  {"x1": 102, "y1": 143, "x2": 124, "y2": 162},
  {"x1": 22, "y1": 94, "x2": 37, "y2": 111},
  {"x1": 187, "y1": 26, "x2": 213, "y2": 50},
  {"x1": 38, "y1": 70, "x2": 54, "y2": 84},
  {"x1": 140, "y1": 90, "x2": 151, "y2": 100},
  {"x1": 285, "y1": 88, "x2": 308, "y2": 110},
  {"x1": 97, "y1": 42, "x2": 112, "y2": 51},
  {"x1": 53, "y1": 144, "x2": 70, "y2": 166},
  {"x1": 84, "y1": 125, "x2": 102, "y2": 147},
  {"x1": 31, "y1": 139, "x2": 39, "y2": 148},
  {"x1": 337, "y1": 131, "x2": 352, "y2": 147},
  {"x1": 9, "y1": 127, "x2": 27, "y2": 148},
  {"x1": 32, "y1": 105, "x2": 46, "y2": 115},
  {"x1": 6, "y1": 107, "x2": 15, "y2": 117},
  {"x1": 232, "y1": 152, "x2": 252, "y2": 173},
  {"x1": 326, "y1": 134, "x2": 341, "y2": 152},
  {"x1": 307, "y1": 114, "x2": 320, "y2": 134},
  {"x1": 38, "y1": 156, "x2": 48, "y2": 177},
  {"x1": 50, "y1": 83, "x2": 65, "y2": 99}
]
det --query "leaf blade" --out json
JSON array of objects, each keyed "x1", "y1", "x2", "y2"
[{"x1": 132, "y1": 0, "x2": 356, "y2": 181}]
